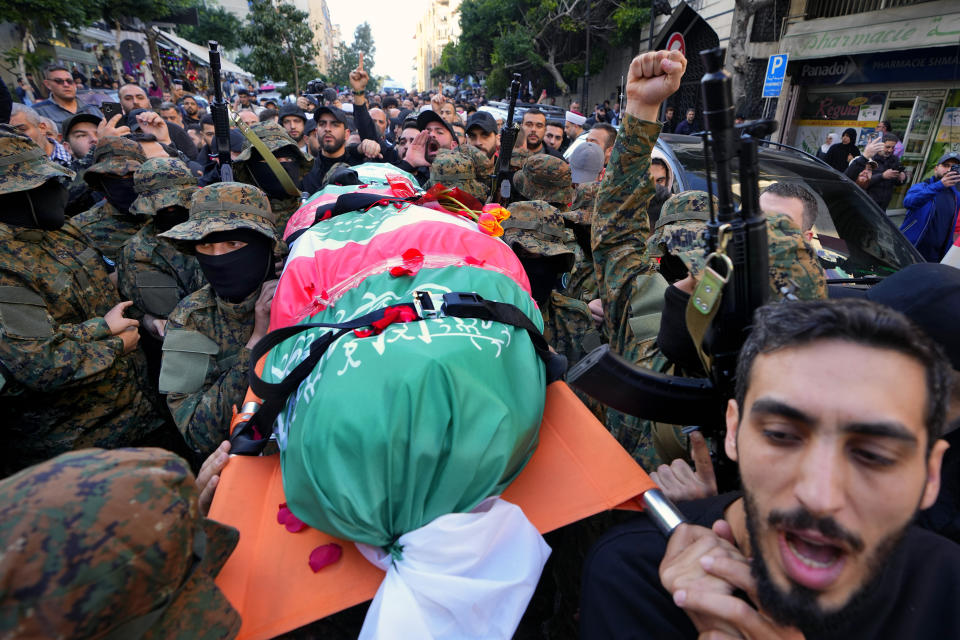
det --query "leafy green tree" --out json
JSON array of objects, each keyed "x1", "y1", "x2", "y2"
[
  {"x1": 0, "y1": 0, "x2": 100, "y2": 93},
  {"x1": 176, "y1": 4, "x2": 244, "y2": 52},
  {"x1": 440, "y1": 0, "x2": 622, "y2": 98},
  {"x1": 238, "y1": 0, "x2": 319, "y2": 94},
  {"x1": 328, "y1": 22, "x2": 377, "y2": 91}
]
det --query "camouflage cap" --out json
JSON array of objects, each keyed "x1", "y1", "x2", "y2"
[
  {"x1": 0, "y1": 125, "x2": 74, "y2": 195},
  {"x1": 513, "y1": 154, "x2": 575, "y2": 207},
  {"x1": 0, "y1": 448, "x2": 241, "y2": 639},
  {"x1": 159, "y1": 181, "x2": 277, "y2": 249},
  {"x1": 504, "y1": 200, "x2": 575, "y2": 271},
  {"x1": 645, "y1": 190, "x2": 828, "y2": 300},
  {"x1": 766, "y1": 212, "x2": 828, "y2": 301},
  {"x1": 560, "y1": 181, "x2": 600, "y2": 228},
  {"x1": 509, "y1": 147, "x2": 532, "y2": 171},
  {"x1": 235, "y1": 120, "x2": 311, "y2": 170},
  {"x1": 84, "y1": 135, "x2": 146, "y2": 181},
  {"x1": 644, "y1": 191, "x2": 716, "y2": 278},
  {"x1": 130, "y1": 157, "x2": 199, "y2": 216},
  {"x1": 428, "y1": 145, "x2": 490, "y2": 202}
]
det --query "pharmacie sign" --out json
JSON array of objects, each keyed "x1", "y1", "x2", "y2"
[{"x1": 782, "y1": 3, "x2": 960, "y2": 60}]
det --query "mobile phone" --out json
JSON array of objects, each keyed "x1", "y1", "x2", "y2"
[
  {"x1": 951, "y1": 165, "x2": 960, "y2": 175},
  {"x1": 101, "y1": 101, "x2": 122, "y2": 123}
]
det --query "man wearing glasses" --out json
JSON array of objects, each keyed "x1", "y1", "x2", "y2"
[{"x1": 33, "y1": 65, "x2": 103, "y2": 129}]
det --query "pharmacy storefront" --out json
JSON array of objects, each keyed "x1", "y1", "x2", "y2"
[{"x1": 778, "y1": 0, "x2": 960, "y2": 212}]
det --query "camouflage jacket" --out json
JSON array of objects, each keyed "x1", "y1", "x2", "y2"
[
  {"x1": 542, "y1": 291, "x2": 606, "y2": 422},
  {"x1": 116, "y1": 221, "x2": 206, "y2": 319},
  {"x1": 590, "y1": 113, "x2": 660, "y2": 366},
  {"x1": 0, "y1": 220, "x2": 163, "y2": 475},
  {"x1": 161, "y1": 284, "x2": 257, "y2": 459},
  {"x1": 270, "y1": 194, "x2": 301, "y2": 238},
  {"x1": 72, "y1": 199, "x2": 150, "y2": 266}
]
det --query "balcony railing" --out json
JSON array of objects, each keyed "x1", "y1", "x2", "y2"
[{"x1": 806, "y1": 0, "x2": 936, "y2": 19}]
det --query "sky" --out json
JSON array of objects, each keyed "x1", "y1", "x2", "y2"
[{"x1": 325, "y1": 0, "x2": 432, "y2": 88}]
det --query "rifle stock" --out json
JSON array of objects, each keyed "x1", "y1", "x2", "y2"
[
  {"x1": 208, "y1": 41, "x2": 233, "y2": 183},
  {"x1": 567, "y1": 345, "x2": 726, "y2": 428},
  {"x1": 489, "y1": 73, "x2": 521, "y2": 204}
]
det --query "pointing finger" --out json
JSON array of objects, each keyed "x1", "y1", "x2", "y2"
[{"x1": 359, "y1": 52, "x2": 364, "y2": 71}]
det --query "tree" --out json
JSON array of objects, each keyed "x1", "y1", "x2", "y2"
[
  {"x1": 238, "y1": 0, "x2": 319, "y2": 94},
  {"x1": 0, "y1": 0, "x2": 99, "y2": 96},
  {"x1": 439, "y1": 0, "x2": 622, "y2": 98},
  {"x1": 328, "y1": 22, "x2": 377, "y2": 91},
  {"x1": 727, "y1": 0, "x2": 775, "y2": 107},
  {"x1": 176, "y1": 4, "x2": 244, "y2": 52}
]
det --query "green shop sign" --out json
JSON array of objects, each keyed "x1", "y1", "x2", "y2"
[{"x1": 782, "y1": 2, "x2": 960, "y2": 60}]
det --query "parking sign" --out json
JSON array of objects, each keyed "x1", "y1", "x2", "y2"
[{"x1": 762, "y1": 54, "x2": 789, "y2": 98}]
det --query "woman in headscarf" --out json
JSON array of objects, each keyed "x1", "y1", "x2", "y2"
[
  {"x1": 824, "y1": 127, "x2": 860, "y2": 173},
  {"x1": 816, "y1": 131, "x2": 836, "y2": 161}
]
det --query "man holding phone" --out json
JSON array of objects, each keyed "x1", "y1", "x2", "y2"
[{"x1": 900, "y1": 151, "x2": 960, "y2": 261}]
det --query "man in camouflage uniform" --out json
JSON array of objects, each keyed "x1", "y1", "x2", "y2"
[
  {"x1": 232, "y1": 120, "x2": 311, "y2": 237},
  {"x1": 429, "y1": 143, "x2": 492, "y2": 203},
  {"x1": 0, "y1": 447, "x2": 241, "y2": 638},
  {"x1": 0, "y1": 128, "x2": 166, "y2": 476},
  {"x1": 504, "y1": 200, "x2": 602, "y2": 373},
  {"x1": 513, "y1": 154, "x2": 575, "y2": 208},
  {"x1": 158, "y1": 182, "x2": 280, "y2": 460},
  {"x1": 116, "y1": 157, "x2": 205, "y2": 337},
  {"x1": 591, "y1": 53, "x2": 827, "y2": 468},
  {"x1": 72, "y1": 135, "x2": 148, "y2": 265},
  {"x1": 562, "y1": 181, "x2": 602, "y2": 303}
]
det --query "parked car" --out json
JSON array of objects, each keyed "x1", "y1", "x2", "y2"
[{"x1": 655, "y1": 133, "x2": 922, "y2": 285}]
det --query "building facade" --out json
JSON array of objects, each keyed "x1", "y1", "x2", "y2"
[
  {"x1": 308, "y1": 0, "x2": 338, "y2": 75},
  {"x1": 415, "y1": 0, "x2": 462, "y2": 92},
  {"x1": 770, "y1": 0, "x2": 960, "y2": 213}
]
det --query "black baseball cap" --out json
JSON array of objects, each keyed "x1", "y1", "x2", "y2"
[
  {"x1": 938, "y1": 151, "x2": 960, "y2": 166},
  {"x1": 416, "y1": 109, "x2": 457, "y2": 141},
  {"x1": 466, "y1": 111, "x2": 497, "y2": 135},
  {"x1": 125, "y1": 108, "x2": 151, "y2": 131},
  {"x1": 278, "y1": 103, "x2": 307, "y2": 123},
  {"x1": 209, "y1": 128, "x2": 246, "y2": 154},
  {"x1": 834, "y1": 263, "x2": 960, "y2": 369},
  {"x1": 62, "y1": 112, "x2": 102, "y2": 137},
  {"x1": 314, "y1": 106, "x2": 350, "y2": 127}
]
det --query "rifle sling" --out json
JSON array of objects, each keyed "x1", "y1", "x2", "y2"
[
  {"x1": 234, "y1": 118, "x2": 301, "y2": 198},
  {"x1": 230, "y1": 292, "x2": 565, "y2": 456}
]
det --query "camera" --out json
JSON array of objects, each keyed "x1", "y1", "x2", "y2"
[{"x1": 305, "y1": 78, "x2": 326, "y2": 95}]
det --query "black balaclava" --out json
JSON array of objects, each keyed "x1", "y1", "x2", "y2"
[
  {"x1": 194, "y1": 229, "x2": 274, "y2": 302},
  {"x1": 519, "y1": 256, "x2": 561, "y2": 308},
  {"x1": 0, "y1": 178, "x2": 69, "y2": 230},
  {"x1": 99, "y1": 175, "x2": 139, "y2": 213},
  {"x1": 154, "y1": 205, "x2": 190, "y2": 234},
  {"x1": 246, "y1": 151, "x2": 302, "y2": 200},
  {"x1": 657, "y1": 284, "x2": 705, "y2": 375},
  {"x1": 646, "y1": 185, "x2": 671, "y2": 229}
]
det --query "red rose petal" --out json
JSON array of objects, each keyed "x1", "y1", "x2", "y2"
[
  {"x1": 277, "y1": 503, "x2": 309, "y2": 533},
  {"x1": 309, "y1": 543, "x2": 343, "y2": 572}
]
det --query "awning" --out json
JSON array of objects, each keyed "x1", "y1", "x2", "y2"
[
  {"x1": 43, "y1": 45, "x2": 99, "y2": 66},
  {"x1": 782, "y1": 0, "x2": 960, "y2": 60},
  {"x1": 77, "y1": 27, "x2": 116, "y2": 45},
  {"x1": 156, "y1": 30, "x2": 254, "y2": 79}
]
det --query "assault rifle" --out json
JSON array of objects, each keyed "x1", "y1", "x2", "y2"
[
  {"x1": 568, "y1": 47, "x2": 776, "y2": 503},
  {"x1": 489, "y1": 73, "x2": 521, "y2": 204},
  {"x1": 208, "y1": 41, "x2": 233, "y2": 182}
]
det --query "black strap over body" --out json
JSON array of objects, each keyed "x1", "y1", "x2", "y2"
[{"x1": 230, "y1": 292, "x2": 565, "y2": 455}]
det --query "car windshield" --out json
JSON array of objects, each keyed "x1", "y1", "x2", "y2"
[{"x1": 661, "y1": 135, "x2": 921, "y2": 280}]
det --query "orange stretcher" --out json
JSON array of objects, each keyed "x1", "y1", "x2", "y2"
[{"x1": 209, "y1": 378, "x2": 657, "y2": 640}]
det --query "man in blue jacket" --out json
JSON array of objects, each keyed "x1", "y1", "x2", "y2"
[{"x1": 901, "y1": 152, "x2": 960, "y2": 262}]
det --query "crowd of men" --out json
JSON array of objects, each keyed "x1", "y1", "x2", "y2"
[{"x1": 2, "y1": 48, "x2": 960, "y2": 639}]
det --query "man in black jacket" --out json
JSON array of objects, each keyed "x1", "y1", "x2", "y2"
[{"x1": 579, "y1": 49, "x2": 960, "y2": 640}]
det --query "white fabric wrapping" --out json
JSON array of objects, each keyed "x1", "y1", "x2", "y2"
[{"x1": 356, "y1": 497, "x2": 551, "y2": 640}]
